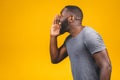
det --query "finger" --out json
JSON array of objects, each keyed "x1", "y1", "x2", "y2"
[
  {"x1": 56, "y1": 15, "x2": 59, "y2": 24},
  {"x1": 52, "y1": 15, "x2": 57, "y2": 24},
  {"x1": 53, "y1": 17, "x2": 55, "y2": 24},
  {"x1": 53, "y1": 16, "x2": 57, "y2": 24},
  {"x1": 57, "y1": 15, "x2": 61, "y2": 25},
  {"x1": 53, "y1": 15, "x2": 57, "y2": 24},
  {"x1": 55, "y1": 14, "x2": 60, "y2": 24}
]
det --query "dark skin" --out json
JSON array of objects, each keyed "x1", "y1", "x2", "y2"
[{"x1": 50, "y1": 8, "x2": 112, "y2": 80}]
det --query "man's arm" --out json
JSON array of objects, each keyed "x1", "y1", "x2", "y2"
[
  {"x1": 50, "y1": 36, "x2": 68, "y2": 64},
  {"x1": 84, "y1": 30, "x2": 112, "y2": 80},
  {"x1": 50, "y1": 15, "x2": 68, "y2": 64},
  {"x1": 92, "y1": 49, "x2": 112, "y2": 80}
]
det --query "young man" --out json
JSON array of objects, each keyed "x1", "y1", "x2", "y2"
[{"x1": 50, "y1": 5, "x2": 112, "y2": 80}]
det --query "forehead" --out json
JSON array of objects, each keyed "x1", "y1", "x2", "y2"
[{"x1": 60, "y1": 8, "x2": 70, "y2": 16}]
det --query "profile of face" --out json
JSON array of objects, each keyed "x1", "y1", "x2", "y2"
[
  {"x1": 59, "y1": 9, "x2": 70, "y2": 34},
  {"x1": 59, "y1": 17, "x2": 69, "y2": 34}
]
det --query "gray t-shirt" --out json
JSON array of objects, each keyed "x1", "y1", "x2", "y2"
[{"x1": 64, "y1": 26, "x2": 106, "y2": 80}]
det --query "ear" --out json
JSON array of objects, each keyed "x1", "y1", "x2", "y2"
[{"x1": 68, "y1": 15, "x2": 75, "y2": 23}]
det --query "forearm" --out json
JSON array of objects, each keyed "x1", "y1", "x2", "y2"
[
  {"x1": 100, "y1": 65, "x2": 112, "y2": 80},
  {"x1": 50, "y1": 36, "x2": 59, "y2": 62}
]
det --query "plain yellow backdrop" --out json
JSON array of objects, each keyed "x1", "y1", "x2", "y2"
[{"x1": 0, "y1": 0, "x2": 120, "y2": 80}]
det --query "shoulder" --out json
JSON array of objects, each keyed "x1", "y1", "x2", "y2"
[
  {"x1": 83, "y1": 26, "x2": 100, "y2": 40},
  {"x1": 84, "y1": 26, "x2": 98, "y2": 35},
  {"x1": 83, "y1": 26, "x2": 106, "y2": 54}
]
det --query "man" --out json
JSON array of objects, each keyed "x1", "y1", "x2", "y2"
[{"x1": 50, "y1": 5, "x2": 112, "y2": 80}]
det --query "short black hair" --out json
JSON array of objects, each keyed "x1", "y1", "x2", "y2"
[{"x1": 61, "y1": 5, "x2": 83, "y2": 21}]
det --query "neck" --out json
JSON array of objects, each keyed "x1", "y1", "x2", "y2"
[{"x1": 69, "y1": 25, "x2": 84, "y2": 37}]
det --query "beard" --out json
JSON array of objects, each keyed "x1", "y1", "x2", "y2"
[{"x1": 60, "y1": 19, "x2": 69, "y2": 34}]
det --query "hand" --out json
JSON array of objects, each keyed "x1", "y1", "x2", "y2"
[{"x1": 50, "y1": 15, "x2": 61, "y2": 37}]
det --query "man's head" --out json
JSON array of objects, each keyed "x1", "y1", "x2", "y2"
[{"x1": 59, "y1": 5, "x2": 83, "y2": 34}]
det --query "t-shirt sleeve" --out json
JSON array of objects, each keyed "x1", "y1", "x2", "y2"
[{"x1": 84, "y1": 30, "x2": 106, "y2": 54}]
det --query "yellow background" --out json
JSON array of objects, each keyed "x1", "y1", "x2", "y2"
[{"x1": 0, "y1": 0, "x2": 120, "y2": 80}]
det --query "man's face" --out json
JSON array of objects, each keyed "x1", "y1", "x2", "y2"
[{"x1": 59, "y1": 9, "x2": 70, "y2": 34}]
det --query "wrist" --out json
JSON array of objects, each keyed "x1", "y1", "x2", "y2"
[{"x1": 50, "y1": 35, "x2": 58, "y2": 38}]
